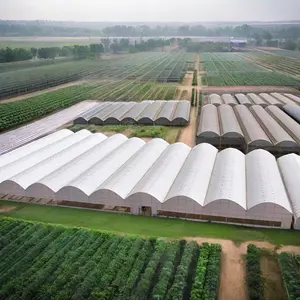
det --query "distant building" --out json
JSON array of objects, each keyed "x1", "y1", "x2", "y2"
[{"x1": 230, "y1": 38, "x2": 248, "y2": 48}]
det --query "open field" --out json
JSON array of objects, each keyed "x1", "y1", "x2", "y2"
[
  {"x1": 68, "y1": 124, "x2": 180, "y2": 144},
  {"x1": 240, "y1": 51, "x2": 300, "y2": 76},
  {"x1": 263, "y1": 49, "x2": 300, "y2": 60},
  {"x1": 0, "y1": 52, "x2": 187, "y2": 99},
  {"x1": 1, "y1": 201, "x2": 300, "y2": 245},
  {"x1": 201, "y1": 52, "x2": 300, "y2": 87}
]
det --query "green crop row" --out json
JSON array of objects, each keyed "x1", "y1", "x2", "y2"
[
  {"x1": 0, "y1": 218, "x2": 222, "y2": 299},
  {"x1": 190, "y1": 243, "x2": 222, "y2": 300},
  {"x1": 246, "y1": 244, "x2": 264, "y2": 300},
  {"x1": 240, "y1": 51, "x2": 300, "y2": 76},
  {"x1": 278, "y1": 252, "x2": 300, "y2": 300},
  {"x1": 192, "y1": 70, "x2": 198, "y2": 86}
]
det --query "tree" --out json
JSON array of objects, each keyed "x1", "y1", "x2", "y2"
[
  {"x1": 262, "y1": 30, "x2": 273, "y2": 40},
  {"x1": 30, "y1": 47, "x2": 38, "y2": 57},
  {"x1": 38, "y1": 47, "x2": 59, "y2": 59},
  {"x1": 100, "y1": 38, "x2": 110, "y2": 52},
  {"x1": 90, "y1": 44, "x2": 104, "y2": 56},
  {"x1": 110, "y1": 42, "x2": 121, "y2": 53},
  {"x1": 283, "y1": 39, "x2": 297, "y2": 50},
  {"x1": 119, "y1": 38, "x2": 130, "y2": 50},
  {"x1": 73, "y1": 45, "x2": 90, "y2": 57},
  {"x1": 59, "y1": 46, "x2": 74, "y2": 57}
]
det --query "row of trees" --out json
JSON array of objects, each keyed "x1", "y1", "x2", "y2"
[
  {"x1": 102, "y1": 24, "x2": 300, "y2": 40},
  {"x1": 0, "y1": 38, "x2": 173, "y2": 63},
  {"x1": 0, "y1": 44, "x2": 105, "y2": 63}
]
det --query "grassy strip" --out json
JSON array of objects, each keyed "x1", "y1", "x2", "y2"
[
  {"x1": 1, "y1": 200, "x2": 300, "y2": 245},
  {"x1": 68, "y1": 124, "x2": 180, "y2": 144}
]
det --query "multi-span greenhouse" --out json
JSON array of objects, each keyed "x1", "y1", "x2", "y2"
[
  {"x1": 197, "y1": 103, "x2": 300, "y2": 155},
  {"x1": 73, "y1": 100, "x2": 191, "y2": 126},
  {"x1": 1, "y1": 129, "x2": 300, "y2": 229},
  {"x1": 206, "y1": 92, "x2": 300, "y2": 107}
]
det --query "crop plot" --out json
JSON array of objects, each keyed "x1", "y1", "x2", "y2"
[
  {"x1": 0, "y1": 218, "x2": 222, "y2": 300},
  {"x1": 240, "y1": 51, "x2": 300, "y2": 76},
  {"x1": 201, "y1": 52, "x2": 300, "y2": 87},
  {"x1": 0, "y1": 52, "x2": 188, "y2": 99}
]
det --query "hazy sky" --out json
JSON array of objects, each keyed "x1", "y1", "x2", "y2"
[{"x1": 1, "y1": 0, "x2": 300, "y2": 22}]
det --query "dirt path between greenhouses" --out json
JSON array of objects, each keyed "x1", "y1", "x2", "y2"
[{"x1": 177, "y1": 107, "x2": 197, "y2": 147}]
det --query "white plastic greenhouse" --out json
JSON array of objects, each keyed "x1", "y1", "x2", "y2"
[{"x1": 1, "y1": 129, "x2": 300, "y2": 229}]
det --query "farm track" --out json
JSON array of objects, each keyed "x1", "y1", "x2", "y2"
[{"x1": 177, "y1": 107, "x2": 196, "y2": 147}]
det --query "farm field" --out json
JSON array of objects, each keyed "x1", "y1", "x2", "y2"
[
  {"x1": 0, "y1": 82, "x2": 177, "y2": 132},
  {"x1": 245, "y1": 245, "x2": 290, "y2": 300},
  {"x1": 0, "y1": 218, "x2": 221, "y2": 300},
  {"x1": 264, "y1": 49, "x2": 300, "y2": 60},
  {"x1": 240, "y1": 51, "x2": 300, "y2": 76},
  {"x1": 1, "y1": 200, "x2": 300, "y2": 245},
  {"x1": 0, "y1": 57, "x2": 77, "y2": 73},
  {"x1": 68, "y1": 124, "x2": 180, "y2": 144},
  {"x1": 201, "y1": 52, "x2": 300, "y2": 87},
  {"x1": 0, "y1": 51, "x2": 187, "y2": 99}
]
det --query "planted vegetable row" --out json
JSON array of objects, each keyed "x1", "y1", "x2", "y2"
[
  {"x1": 0, "y1": 218, "x2": 223, "y2": 299},
  {"x1": 246, "y1": 244, "x2": 264, "y2": 300},
  {"x1": 278, "y1": 252, "x2": 300, "y2": 300}
]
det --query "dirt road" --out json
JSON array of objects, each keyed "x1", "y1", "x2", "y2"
[
  {"x1": 183, "y1": 72, "x2": 193, "y2": 86},
  {"x1": 178, "y1": 107, "x2": 197, "y2": 147}
]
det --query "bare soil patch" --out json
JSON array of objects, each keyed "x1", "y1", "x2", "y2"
[
  {"x1": 0, "y1": 206, "x2": 17, "y2": 213},
  {"x1": 180, "y1": 90, "x2": 189, "y2": 100},
  {"x1": 174, "y1": 88, "x2": 182, "y2": 100},
  {"x1": 260, "y1": 250, "x2": 288, "y2": 300},
  {"x1": 183, "y1": 72, "x2": 193, "y2": 86}
]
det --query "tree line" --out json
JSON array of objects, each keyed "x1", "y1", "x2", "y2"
[
  {"x1": 0, "y1": 44, "x2": 105, "y2": 63},
  {"x1": 0, "y1": 38, "x2": 172, "y2": 63}
]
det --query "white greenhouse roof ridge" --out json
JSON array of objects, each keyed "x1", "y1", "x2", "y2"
[
  {"x1": 0, "y1": 129, "x2": 299, "y2": 220},
  {"x1": 73, "y1": 100, "x2": 191, "y2": 126},
  {"x1": 207, "y1": 93, "x2": 300, "y2": 107},
  {"x1": 197, "y1": 104, "x2": 300, "y2": 150},
  {"x1": 0, "y1": 101, "x2": 99, "y2": 156}
]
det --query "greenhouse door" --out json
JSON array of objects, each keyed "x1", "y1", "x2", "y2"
[{"x1": 140, "y1": 206, "x2": 152, "y2": 216}]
